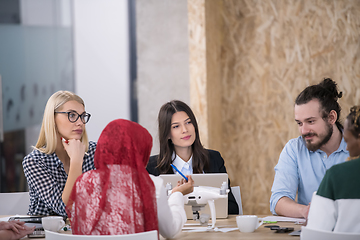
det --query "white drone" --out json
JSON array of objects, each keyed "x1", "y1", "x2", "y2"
[{"x1": 167, "y1": 182, "x2": 229, "y2": 229}]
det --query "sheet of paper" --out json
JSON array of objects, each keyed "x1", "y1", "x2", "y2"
[
  {"x1": 182, "y1": 226, "x2": 238, "y2": 233},
  {"x1": 184, "y1": 223, "x2": 202, "y2": 226},
  {"x1": 182, "y1": 226, "x2": 210, "y2": 232},
  {"x1": 216, "y1": 227, "x2": 239, "y2": 233},
  {"x1": 289, "y1": 229, "x2": 301, "y2": 236},
  {"x1": 260, "y1": 216, "x2": 306, "y2": 224}
]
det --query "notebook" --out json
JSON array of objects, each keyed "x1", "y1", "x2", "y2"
[{"x1": 159, "y1": 173, "x2": 229, "y2": 219}]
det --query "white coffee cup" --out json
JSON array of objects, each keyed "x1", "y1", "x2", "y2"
[
  {"x1": 42, "y1": 216, "x2": 65, "y2": 232},
  {"x1": 236, "y1": 215, "x2": 263, "y2": 233}
]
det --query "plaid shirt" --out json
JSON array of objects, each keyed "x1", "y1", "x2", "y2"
[{"x1": 22, "y1": 141, "x2": 96, "y2": 217}]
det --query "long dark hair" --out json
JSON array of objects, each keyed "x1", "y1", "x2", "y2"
[
  {"x1": 295, "y1": 78, "x2": 343, "y2": 131},
  {"x1": 156, "y1": 100, "x2": 209, "y2": 173}
]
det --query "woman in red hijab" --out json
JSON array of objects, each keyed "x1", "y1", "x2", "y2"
[
  {"x1": 66, "y1": 119, "x2": 158, "y2": 235},
  {"x1": 66, "y1": 119, "x2": 193, "y2": 238}
]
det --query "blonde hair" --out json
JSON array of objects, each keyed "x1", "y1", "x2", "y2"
[{"x1": 35, "y1": 90, "x2": 89, "y2": 154}]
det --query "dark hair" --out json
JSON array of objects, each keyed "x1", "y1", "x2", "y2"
[
  {"x1": 156, "y1": 100, "x2": 209, "y2": 173},
  {"x1": 346, "y1": 106, "x2": 360, "y2": 138},
  {"x1": 295, "y1": 78, "x2": 343, "y2": 130}
]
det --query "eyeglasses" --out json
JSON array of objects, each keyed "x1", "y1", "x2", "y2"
[{"x1": 55, "y1": 111, "x2": 91, "y2": 124}]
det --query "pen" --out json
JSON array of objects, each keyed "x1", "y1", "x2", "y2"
[{"x1": 170, "y1": 164, "x2": 189, "y2": 181}]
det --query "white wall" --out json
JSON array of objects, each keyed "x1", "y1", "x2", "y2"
[
  {"x1": 73, "y1": 0, "x2": 130, "y2": 142},
  {"x1": 136, "y1": 0, "x2": 190, "y2": 155}
]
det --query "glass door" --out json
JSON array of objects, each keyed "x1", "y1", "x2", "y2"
[{"x1": 0, "y1": 0, "x2": 75, "y2": 192}]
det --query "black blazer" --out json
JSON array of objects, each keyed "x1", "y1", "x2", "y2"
[{"x1": 146, "y1": 149, "x2": 239, "y2": 215}]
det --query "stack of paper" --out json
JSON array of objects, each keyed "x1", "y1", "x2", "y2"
[{"x1": 260, "y1": 216, "x2": 306, "y2": 224}]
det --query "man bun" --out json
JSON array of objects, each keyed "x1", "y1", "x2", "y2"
[{"x1": 319, "y1": 78, "x2": 342, "y2": 100}]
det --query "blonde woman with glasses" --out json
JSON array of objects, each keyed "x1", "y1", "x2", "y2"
[{"x1": 22, "y1": 90, "x2": 96, "y2": 217}]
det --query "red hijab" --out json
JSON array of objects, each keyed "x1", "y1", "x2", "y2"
[{"x1": 66, "y1": 119, "x2": 158, "y2": 235}]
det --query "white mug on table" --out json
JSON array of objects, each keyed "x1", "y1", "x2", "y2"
[
  {"x1": 42, "y1": 216, "x2": 65, "y2": 232},
  {"x1": 236, "y1": 215, "x2": 263, "y2": 233}
]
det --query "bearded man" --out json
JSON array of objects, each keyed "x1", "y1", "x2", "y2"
[{"x1": 270, "y1": 78, "x2": 349, "y2": 218}]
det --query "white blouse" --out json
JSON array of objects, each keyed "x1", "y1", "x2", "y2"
[
  {"x1": 149, "y1": 175, "x2": 186, "y2": 239},
  {"x1": 172, "y1": 153, "x2": 193, "y2": 175}
]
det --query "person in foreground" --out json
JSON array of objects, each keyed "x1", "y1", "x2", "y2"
[
  {"x1": 306, "y1": 106, "x2": 360, "y2": 233},
  {"x1": 146, "y1": 100, "x2": 239, "y2": 214},
  {"x1": 22, "y1": 90, "x2": 96, "y2": 217},
  {"x1": 66, "y1": 119, "x2": 194, "y2": 238},
  {"x1": 270, "y1": 78, "x2": 349, "y2": 218},
  {"x1": 0, "y1": 221, "x2": 35, "y2": 240}
]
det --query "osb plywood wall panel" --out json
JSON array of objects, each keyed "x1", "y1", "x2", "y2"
[
  {"x1": 188, "y1": 0, "x2": 209, "y2": 147},
  {"x1": 205, "y1": 0, "x2": 224, "y2": 152},
  {"x1": 220, "y1": 0, "x2": 360, "y2": 215},
  {"x1": 188, "y1": 0, "x2": 225, "y2": 153}
]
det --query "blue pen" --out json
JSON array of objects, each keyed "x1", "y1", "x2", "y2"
[{"x1": 170, "y1": 164, "x2": 189, "y2": 181}]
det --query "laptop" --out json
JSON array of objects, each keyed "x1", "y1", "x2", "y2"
[{"x1": 159, "y1": 173, "x2": 229, "y2": 219}]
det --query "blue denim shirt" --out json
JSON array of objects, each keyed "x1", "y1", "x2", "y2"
[{"x1": 270, "y1": 136, "x2": 348, "y2": 215}]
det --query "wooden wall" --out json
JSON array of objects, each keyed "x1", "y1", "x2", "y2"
[{"x1": 188, "y1": 0, "x2": 360, "y2": 215}]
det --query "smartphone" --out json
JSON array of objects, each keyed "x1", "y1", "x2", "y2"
[
  {"x1": 8, "y1": 216, "x2": 45, "y2": 238},
  {"x1": 265, "y1": 225, "x2": 295, "y2": 233},
  {"x1": 275, "y1": 227, "x2": 294, "y2": 233}
]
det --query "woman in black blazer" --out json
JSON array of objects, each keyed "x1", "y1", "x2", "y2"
[{"x1": 146, "y1": 100, "x2": 239, "y2": 214}]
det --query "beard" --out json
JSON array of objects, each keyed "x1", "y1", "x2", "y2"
[{"x1": 303, "y1": 123, "x2": 333, "y2": 152}]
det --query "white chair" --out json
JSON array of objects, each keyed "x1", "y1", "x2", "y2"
[
  {"x1": 45, "y1": 230, "x2": 158, "y2": 240},
  {"x1": 0, "y1": 192, "x2": 30, "y2": 215},
  {"x1": 301, "y1": 226, "x2": 360, "y2": 240},
  {"x1": 231, "y1": 186, "x2": 243, "y2": 215}
]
